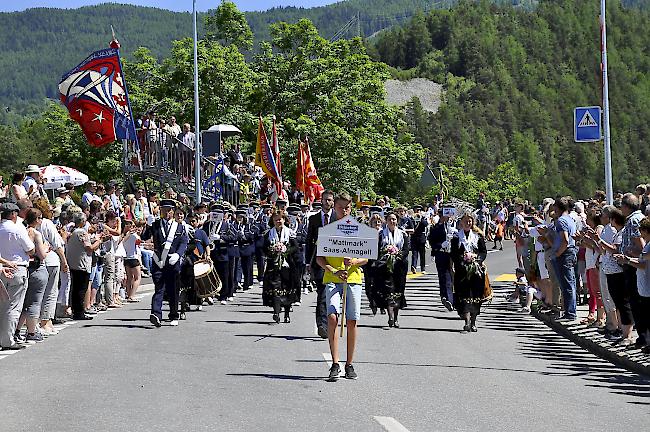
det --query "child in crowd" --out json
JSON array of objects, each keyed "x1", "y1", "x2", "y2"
[
  {"x1": 493, "y1": 220, "x2": 504, "y2": 250},
  {"x1": 506, "y1": 268, "x2": 542, "y2": 313}
]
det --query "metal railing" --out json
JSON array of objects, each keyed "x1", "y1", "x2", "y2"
[{"x1": 123, "y1": 128, "x2": 223, "y2": 202}]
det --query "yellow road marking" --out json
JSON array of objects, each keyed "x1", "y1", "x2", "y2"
[{"x1": 493, "y1": 273, "x2": 517, "y2": 282}]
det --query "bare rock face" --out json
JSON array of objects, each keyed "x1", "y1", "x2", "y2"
[{"x1": 384, "y1": 78, "x2": 443, "y2": 113}]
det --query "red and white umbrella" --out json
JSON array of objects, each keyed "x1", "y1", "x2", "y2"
[{"x1": 40, "y1": 165, "x2": 89, "y2": 190}]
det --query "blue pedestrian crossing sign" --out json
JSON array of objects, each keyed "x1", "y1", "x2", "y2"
[{"x1": 574, "y1": 106, "x2": 602, "y2": 142}]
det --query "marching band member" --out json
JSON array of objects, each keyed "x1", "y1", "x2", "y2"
[
  {"x1": 204, "y1": 204, "x2": 236, "y2": 305},
  {"x1": 236, "y1": 208, "x2": 257, "y2": 291},
  {"x1": 410, "y1": 205, "x2": 429, "y2": 273},
  {"x1": 142, "y1": 199, "x2": 188, "y2": 328}
]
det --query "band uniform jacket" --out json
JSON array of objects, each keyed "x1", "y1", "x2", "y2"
[{"x1": 141, "y1": 218, "x2": 189, "y2": 269}]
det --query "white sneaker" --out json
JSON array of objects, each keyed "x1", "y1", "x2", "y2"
[
  {"x1": 232, "y1": 292, "x2": 237, "y2": 297},
  {"x1": 196, "y1": 305, "x2": 203, "y2": 311},
  {"x1": 169, "y1": 320, "x2": 179, "y2": 326},
  {"x1": 220, "y1": 300, "x2": 227, "y2": 305},
  {"x1": 227, "y1": 297, "x2": 234, "y2": 301},
  {"x1": 293, "y1": 302, "x2": 301, "y2": 306},
  {"x1": 519, "y1": 307, "x2": 531, "y2": 314}
]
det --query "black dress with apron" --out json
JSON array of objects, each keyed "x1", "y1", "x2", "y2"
[
  {"x1": 450, "y1": 230, "x2": 488, "y2": 317},
  {"x1": 262, "y1": 233, "x2": 300, "y2": 309},
  {"x1": 372, "y1": 228, "x2": 410, "y2": 310}
]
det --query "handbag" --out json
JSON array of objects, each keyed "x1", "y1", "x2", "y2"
[{"x1": 482, "y1": 266, "x2": 493, "y2": 303}]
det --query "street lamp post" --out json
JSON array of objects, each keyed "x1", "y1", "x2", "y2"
[
  {"x1": 193, "y1": 0, "x2": 202, "y2": 203},
  {"x1": 601, "y1": 0, "x2": 613, "y2": 205}
]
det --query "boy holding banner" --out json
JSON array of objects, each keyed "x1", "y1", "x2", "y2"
[{"x1": 316, "y1": 193, "x2": 370, "y2": 381}]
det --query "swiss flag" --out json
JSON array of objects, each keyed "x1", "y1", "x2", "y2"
[{"x1": 67, "y1": 98, "x2": 116, "y2": 148}]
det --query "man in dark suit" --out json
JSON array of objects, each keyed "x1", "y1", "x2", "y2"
[
  {"x1": 427, "y1": 209, "x2": 456, "y2": 312},
  {"x1": 305, "y1": 190, "x2": 335, "y2": 339},
  {"x1": 410, "y1": 205, "x2": 429, "y2": 273},
  {"x1": 141, "y1": 199, "x2": 189, "y2": 327}
]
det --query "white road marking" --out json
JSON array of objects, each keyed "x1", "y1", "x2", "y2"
[
  {"x1": 0, "y1": 355, "x2": 7, "y2": 360},
  {"x1": 322, "y1": 352, "x2": 332, "y2": 368},
  {"x1": 373, "y1": 416, "x2": 411, "y2": 432}
]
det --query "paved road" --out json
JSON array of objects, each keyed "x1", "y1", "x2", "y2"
[{"x1": 2, "y1": 243, "x2": 649, "y2": 432}]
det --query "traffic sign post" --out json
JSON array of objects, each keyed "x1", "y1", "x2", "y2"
[{"x1": 574, "y1": 106, "x2": 602, "y2": 142}]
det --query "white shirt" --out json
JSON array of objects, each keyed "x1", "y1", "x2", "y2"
[
  {"x1": 82, "y1": 191, "x2": 100, "y2": 205},
  {"x1": 123, "y1": 233, "x2": 141, "y2": 260},
  {"x1": 38, "y1": 218, "x2": 64, "y2": 267},
  {"x1": 528, "y1": 226, "x2": 545, "y2": 252},
  {"x1": 0, "y1": 219, "x2": 35, "y2": 265},
  {"x1": 22, "y1": 176, "x2": 38, "y2": 196}
]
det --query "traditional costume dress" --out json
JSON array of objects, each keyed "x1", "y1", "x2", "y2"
[
  {"x1": 373, "y1": 225, "x2": 410, "y2": 327},
  {"x1": 262, "y1": 225, "x2": 300, "y2": 323},
  {"x1": 450, "y1": 228, "x2": 488, "y2": 332}
]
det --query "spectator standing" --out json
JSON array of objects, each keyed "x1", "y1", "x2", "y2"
[
  {"x1": 0, "y1": 203, "x2": 35, "y2": 350},
  {"x1": 625, "y1": 217, "x2": 650, "y2": 354},
  {"x1": 66, "y1": 213, "x2": 106, "y2": 320},
  {"x1": 551, "y1": 197, "x2": 578, "y2": 322},
  {"x1": 9, "y1": 173, "x2": 28, "y2": 203},
  {"x1": 82, "y1": 181, "x2": 100, "y2": 206},
  {"x1": 618, "y1": 193, "x2": 647, "y2": 348},
  {"x1": 22, "y1": 165, "x2": 43, "y2": 198},
  {"x1": 15, "y1": 209, "x2": 49, "y2": 343}
]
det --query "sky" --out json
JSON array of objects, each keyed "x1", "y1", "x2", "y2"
[{"x1": 0, "y1": 1, "x2": 340, "y2": 13}]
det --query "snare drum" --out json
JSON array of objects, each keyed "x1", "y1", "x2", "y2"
[{"x1": 194, "y1": 259, "x2": 221, "y2": 298}]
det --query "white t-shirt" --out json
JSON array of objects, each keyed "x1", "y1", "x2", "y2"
[
  {"x1": 585, "y1": 247, "x2": 599, "y2": 270},
  {"x1": 123, "y1": 233, "x2": 141, "y2": 260},
  {"x1": 529, "y1": 226, "x2": 544, "y2": 252},
  {"x1": 0, "y1": 219, "x2": 35, "y2": 266},
  {"x1": 38, "y1": 218, "x2": 64, "y2": 267}
]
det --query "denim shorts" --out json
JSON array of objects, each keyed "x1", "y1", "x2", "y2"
[{"x1": 325, "y1": 282, "x2": 362, "y2": 321}]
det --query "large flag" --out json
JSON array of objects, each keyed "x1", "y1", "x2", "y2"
[
  {"x1": 255, "y1": 115, "x2": 281, "y2": 186},
  {"x1": 297, "y1": 137, "x2": 324, "y2": 203},
  {"x1": 59, "y1": 47, "x2": 136, "y2": 148},
  {"x1": 270, "y1": 116, "x2": 285, "y2": 197}
]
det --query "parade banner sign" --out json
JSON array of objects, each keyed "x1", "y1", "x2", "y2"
[{"x1": 317, "y1": 216, "x2": 378, "y2": 260}]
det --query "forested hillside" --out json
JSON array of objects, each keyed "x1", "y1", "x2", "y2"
[
  {"x1": 371, "y1": 0, "x2": 650, "y2": 200},
  {"x1": 0, "y1": 0, "x2": 647, "y2": 112}
]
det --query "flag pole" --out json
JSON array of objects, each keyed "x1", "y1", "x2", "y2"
[
  {"x1": 110, "y1": 25, "x2": 152, "y2": 215},
  {"x1": 192, "y1": 0, "x2": 202, "y2": 204}
]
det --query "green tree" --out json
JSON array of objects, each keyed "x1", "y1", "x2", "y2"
[{"x1": 204, "y1": 1, "x2": 254, "y2": 51}]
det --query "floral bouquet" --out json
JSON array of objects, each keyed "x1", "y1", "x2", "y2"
[
  {"x1": 462, "y1": 251, "x2": 484, "y2": 281},
  {"x1": 271, "y1": 242, "x2": 289, "y2": 268},
  {"x1": 382, "y1": 244, "x2": 400, "y2": 273}
]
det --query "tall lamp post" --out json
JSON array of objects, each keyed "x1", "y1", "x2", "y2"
[
  {"x1": 601, "y1": 0, "x2": 613, "y2": 205},
  {"x1": 193, "y1": 0, "x2": 202, "y2": 203}
]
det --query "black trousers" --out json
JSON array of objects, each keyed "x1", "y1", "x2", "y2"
[
  {"x1": 255, "y1": 248, "x2": 265, "y2": 282},
  {"x1": 273, "y1": 298, "x2": 290, "y2": 317},
  {"x1": 70, "y1": 269, "x2": 90, "y2": 318},
  {"x1": 314, "y1": 276, "x2": 328, "y2": 330},
  {"x1": 624, "y1": 264, "x2": 648, "y2": 340},
  {"x1": 411, "y1": 242, "x2": 426, "y2": 271},
  {"x1": 606, "y1": 272, "x2": 633, "y2": 326},
  {"x1": 228, "y1": 258, "x2": 237, "y2": 295},
  {"x1": 215, "y1": 260, "x2": 230, "y2": 301},
  {"x1": 151, "y1": 264, "x2": 180, "y2": 321},
  {"x1": 241, "y1": 255, "x2": 254, "y2": 290}
]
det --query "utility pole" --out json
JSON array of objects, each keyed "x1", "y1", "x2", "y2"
[
  {"x1": 600, "y1": 0, "x2": 613, "y2": 204},
  {"x1": 193, "y1": 0, "x2": 201, "y2": 203}
]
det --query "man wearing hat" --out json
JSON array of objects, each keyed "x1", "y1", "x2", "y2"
[
  {"x1": 23, "y1": 165, "x2": 43, "y2": 198},
  {"x1": 0, "y1": 202, "x2": 35, "y2": 350},
  {"x1": 235, "y1": 208, "x2": 257, "y2": 291},
  {"x1": 204, "y1": 204, "x2": 237, "y2": 305},
  {"x1": 254, "y1": 204, "x2": 272, "y2": 283},
  {"x1": 54, "y1": 186, "x2": 73, "y2": 209},
  {"x1": 141, "y1": 199, "x2": 189, "y2": 327}
]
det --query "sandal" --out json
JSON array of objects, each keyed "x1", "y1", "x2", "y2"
[
  {"x1": 580, "y1": 315, "x2": 596, "y2": 325},
  {"x1": 126, "y1": 297, "x2": 140, "y2": 303}
]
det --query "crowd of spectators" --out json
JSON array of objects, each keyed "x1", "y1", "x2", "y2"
[{"x1": 500, "y1": 186, "x2": 650, "y2": 355}]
